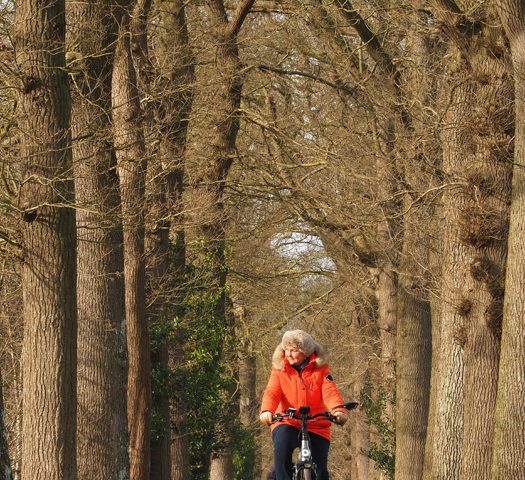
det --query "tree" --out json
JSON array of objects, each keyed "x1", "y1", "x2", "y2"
[
  {"x1": 493, "y1": 1, "x2": 525, "y2": 477},
  {"x1": 144, "y1": 0, "x2": 195, "y2": 476},
  {"x1": 112, "y1": 1, "x2": 151, "y2": 477},
  {"x1": 13, "y1": 0, "x2": 77, "y2": 475},
  {"x1": 66, "y1": 0, "x2": 129, "y2": 476},
  {"x1": 187, "y1": 0, "x2": 255, "y2": 476},
  {"x1": 394, "y1": 4, "x2": 437, "y2": 478},
  {"x1": 428, "y1": 2, "x2": 513, "y2": 479}
]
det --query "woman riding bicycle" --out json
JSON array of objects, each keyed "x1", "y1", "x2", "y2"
[{"x1": 259, "y1": 330, "x2": 348, "y2": 480}]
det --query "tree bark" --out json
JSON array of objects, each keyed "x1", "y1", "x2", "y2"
[
  {"x1": 237, "y1": 317, "x2": 257, "y2": 427},
  {"x1": 395, "y1": 6, "x2": 437, "y2": 478},
  {"x1": 209, "y1": 449, "x2": 234, "y2": 480},
  {"x1": 459, "y1": 41, "x2": 512, "y2": 480},
  {"x1": 112, "y1": 4, "x2": 151, "y2": 479},
  {"x1": 429, "y1": 4, "x2": 513, "y2": 479},
  {"x1": 234, "y1": 302, "x2": 259, "y2": 477},
  {"x1": 431, "y1": 68, "x2": 473, "y2": 480},
  {"x1": 0, "y1": 373, "x2": 12, "y2": 480},
  {"x1": 369, "y1": 119, "x2": 399, "y2": 445},
  {"x1": 350, "y1": 307, "x2": 373, "y2": 480},
  {"x1": 395, "y1": 282, "x2": 431, "y2": 480},
  {"x1": 13, "y1": 0, "x2": 77, "y2": 476},
  {"x1": 492, "y1": 2, "x2": 525, "y2": 477},
  {"x1": 67, "y1": 0, "x2": 129, "y2": 477}
]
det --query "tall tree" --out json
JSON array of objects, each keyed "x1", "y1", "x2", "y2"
[
  {"x1": 146, "y1": 0, "x2": 195, "y2": 476},
  {"x1": 112, "y1": 1, "x2": 151, "y2": 478},
  {"x1": 66, "y1": 0, "x2": 129, "y2": 477},
  {"x1": 493, "y1": 1, "x2": 525, "y2": 477},
  {"x1": 192, "y1": 0, "x2": 255, "y2": 476},
  {"x1": 429, "y1": 2, "x2": 513, "y2": 479},
  {"x1": 394, "y1": 5, "x2": 437, "y2": 478},
  {"x1": 13, "y1": 0, "x2": 77, "y2": 475}
]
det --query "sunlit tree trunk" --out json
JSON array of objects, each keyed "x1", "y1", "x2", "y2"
[
  {"x1": 395, "y1": 6, "x2": 437, "y2": 478},
  {"x1": 13, "y1": 0, "x2": 77, "y2": 476},
  {"x1": 350, "y1": 307, "x2": 373, "y2": 480},
  {"x1": 67, "y1": 0, "x2": 129, "y2": 477},
  {"x1": 236, "y1": 303, "x2": 257, "y2": 427},
  {"x1": 493, "y1": 2, "x2": 525, "y2": 477},
  {"x1": 428, "y1": 4, "x2": 513, "y2": 479},
  {"x1": 128, "y1": 0, "x2": 172, "y2": 477},
  {"x1": 370, "y1": 120, "x2": 399, "y2": 432},
  {"x1": 459, "y1": 42, "x2": 512, "y2": 480},
  {"x1": 112, "y1": 3, "x2": 151, "y2": 479},
  {"x1": 430, "y1": 67, "x2": 473, "y2": 480},
  {"x1": 396, "y1": 258, "x2": 431, "y2": 480},
  {"x1": 234, "y1": 302, "x2": 258, "y2": 477}
]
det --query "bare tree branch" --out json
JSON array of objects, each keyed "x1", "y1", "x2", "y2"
[
  {"x1": 226, "y1": 0, "x2": 256, "y2": 38},
  {"x1": 333, "y1": 0, "x2": 398, "y2": 81},
  {"x1": 257, "y1": 64, "x2": 356, "y2": 95}
]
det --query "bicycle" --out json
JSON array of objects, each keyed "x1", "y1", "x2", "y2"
[{"x1": 272, "y1": 401, "x2": 358, "y2": 480}]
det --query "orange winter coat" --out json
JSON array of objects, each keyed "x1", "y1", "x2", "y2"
[{"x1": 260, "y1": 348, "x2": 345, "y2": 441}]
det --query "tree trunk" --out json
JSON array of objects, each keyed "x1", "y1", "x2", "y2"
[
  {"x1": 425, "y1": 130, "x2": 445, "y2": 480},
  {"x1": 67, "y1": 0, "x2": 129, "y2": 477},
  {"x1": 370, "y1": 120, "x2": 399, "y2": 451},
  {"x1": 234, "y1": 302, "x2": 259, "y2": 477},
  {"x1": 112, "y1": 5, "x2": 151, "y2": 480},
  {"x1": 395, "y1": 282, "x2": 431, "y2": 480},
  {"x1": 210, "y1": 449, "x2": 234, "y2": 480},
  {"x1": 430, "y1": 70, "x2": 473, "y2": 480},
  {"x1": 459, "y1": 28, "x2": 512, "y2": 479},
  {"x1": 395, "y1": 7, "x2": 436, "y2": 478},
  {"x1": 374, "y1": 267, "x2": 397, "y2": 400},
  {"x1": 423, "y1": 288, "x2": 442, "y2": 479},
  {"x1": 13, "y1": 0, "x2": 77, "y2": 476},
  {"x1": 492, "y1": 2, "x2": 525, "y2": 477},
  {"x1": 200, "y1": 0, "x2": 254, "y2": 476},
  {"x1": 429, "y1": 5, "x2": 514, "y2": 478},
  {"x1": 138, "y1": 0, "x2": 196, "y2": 477},
  {"x1": 238, "y1": 341, "x2": 257, "y2": 426},
  {"x1": 129, "y1": 0, "x2": 173, "y2": 476},
  {"x1": 350, "y1": 309, "x2": 373, "y2": 480},
  {"x1": 0, "y1": 373, "x2": 12, "y2": 480}
]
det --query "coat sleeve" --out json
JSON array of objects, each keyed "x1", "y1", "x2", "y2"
[
  {"x1": 260, "y1": 368, "x2": 282, "y2": 414},
  {"x1": 320, "y1": 365, "x2": 345, "y2": 413}
]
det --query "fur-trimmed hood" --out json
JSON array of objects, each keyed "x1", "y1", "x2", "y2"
[{"x1": 272, "y1": 330, "x2": 327, "y2": 370}]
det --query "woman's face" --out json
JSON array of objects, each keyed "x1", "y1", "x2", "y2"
[{"x1": 284, "y1": 345, "x2": 307, "y2": 366}]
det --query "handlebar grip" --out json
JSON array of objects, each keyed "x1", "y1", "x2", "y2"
[{"x1": 335, "y1": 402, "x2": 358, "y2": 410}]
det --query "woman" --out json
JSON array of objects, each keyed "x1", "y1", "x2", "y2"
[{"x1": 259, "y1": 330, "x2": 348, "y2": 480}]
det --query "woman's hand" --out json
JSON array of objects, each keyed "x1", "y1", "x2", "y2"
[
  {"x1": 260, "y1": 411, "x2": 273, "y2": 425},
  {"x1": 333, "y1": 411, "x2": 348, "y2": 425}
]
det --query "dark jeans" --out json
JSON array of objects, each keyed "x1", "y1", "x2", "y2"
[{"x1": 271, "y1": 424, "x2": 330, "y2": 480}]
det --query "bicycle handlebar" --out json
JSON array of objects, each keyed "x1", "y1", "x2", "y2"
[{"x1": 272, "y1": 401, "x2": 358, "y2": 423}]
